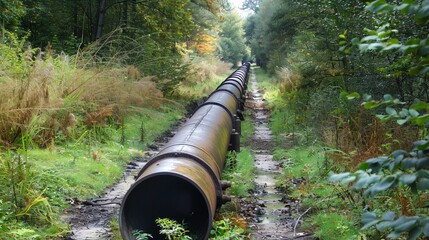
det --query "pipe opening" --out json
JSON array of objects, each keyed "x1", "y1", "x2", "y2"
[{"x1": 120, "y1": 174, "x2": 211, "y2": 240}]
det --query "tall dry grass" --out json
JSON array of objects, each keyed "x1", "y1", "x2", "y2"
[
  {"x1": 321, "y1": 110, "x2": 419, "y2": 170},
  {"x1": 0, "y1": 40, "x2": 165, "y2": 147},
  {"x1": 178, "y1": 56, "x2": 232, "y2": 98},
  {"x1": 276, "y1": 67, "x2": 302, "y2": 93}
]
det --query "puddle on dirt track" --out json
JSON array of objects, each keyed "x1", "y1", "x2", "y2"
[
  {"x1": 242, "y1": 69, "x2": 312, "y2": 240},
  {"x1": 63, "y1": 129, "x2": 177, "y2": 239}
]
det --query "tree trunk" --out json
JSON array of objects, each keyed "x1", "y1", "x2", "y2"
[
  {"x1": 131, "y1": 0, "x2": 137, "y2": 27},
  {"x1": 121, "y1": 0, "x2": 128, "y2": 27},
  {"x1": 95, "y1": 0, "x2": 106, "y2": 40},
  {"x1": 73, "y1": 1, "x2": 78, "y2": 37}
]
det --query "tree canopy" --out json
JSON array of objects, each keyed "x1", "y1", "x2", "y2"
[{"x1": 217, "y1": 11, "x2": 248, "y2": 66}]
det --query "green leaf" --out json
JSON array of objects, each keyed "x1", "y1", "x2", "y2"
[
  {"x1": 368, "y1": 43, "x2": 385, "y2": 50},
  {"x1": 328, "y1": 172, "x2": 351, "y2": 182},
  {"x1": 410, "y1": 99, "x2": 429, "y2": 111},
  {"x1": 423, "y1": 221, "x2": 429, "y2": 236},
  {"x1": 359, "y1": 43, "x2": 369, "y2": 52},
  {"x1": 405, "y1": 38, "x2": 421, "y2": 45},
  {"x1": 361, "y1": 212, "x2": 379, "y2": 230},
  {"x1": 392, "y1": 150, "x2": 407, "y2": 160},
  {"x1": 409, "y1": 66, "x2": 423, "y2": 75},
  {"x1": 369, "y1": 175, "x2": 397, "y2": 193},
  {"x1": 415, "y1": 114, "x2": 429, "y2": 126},
  {"x1": 386, "y1": 231, "x2": 401, "y2": 238},
  {"x1": 417, "y1": 178, "x2": 429, "y2": 190},
  {"x1": 419, "y1": 46, "x2": 429, "y2": 56},
  {"x1": 408, "y1": 226, "x2": 423, "y2": 240},
  {"x1": 353, "y1": 174, "x2": 382, "y2": 189},
  {"x1": 359, "y1": 162, "x2": 370, "y2": 170},
  {"x1": 346, "y1": 92, "x2": 360, "y2": 100},
  {"x1": 383, "y1": 44, "x2": 402, "y2": 51},
  {"x1": 402, "y1": 43, "x2": 421, "y2": 54},
  {"x1": 351, "y1": 38, "x2": 360, "y2": 45},
  {"x1": 399, "y1": 174, "x2": 417, "y2": 185},
  {"x1": 397, "y1": 3, "x2": 411, "y2": 13},
  {"x1": 417, "y1": 170, "x2": 429, "y2": 178},
  {"x1": 397, "y1": 109, "x2": 408, "y2": 118},
  {"x1": 376, "y1": 221, "x2": 393, "y2": 231},
  {"x1": 383, "y1": 94, "x2": 394, "y2": 102},
  {"x1": 363, "y1": 101, "x2": 382, "y2": 109},
  {"x1": 363, "y1": 94, "x2": 373, "y2": 101},
  {"x1": 381, "y1": 211, "x2": 396, "y2": 221},
  {"x1": 395, "y1": 218, "x2": 417, "y2": 232},
  {"x1": 387, "y1": 38, "x2": 400, "y2": 44},
  {"x1": 367, "y1": 156, "x2": 389, "y2": 165},
  {"x1": 342, "y1": 175, "x2": 357, "y2": 184},
  {"x1": 361, "y1": 35, "x2": 379, "y2": 42},
  {"x1": 386, "y1": 107, "x2": 397, "y2": 116},
  {"x1": 397, "y1": 117, "x2": 410, "y2": 125},
  {"x1": 414, "y1": 140, "x2": 429, "y2": 149},
  {"x1": 366, "y1": 0, "x2": 393, "y2": 12},
  {"x1": 402, "y1": 158, "x2": 417, "y2": 169},
  {"x1": 409, "y1": 109, "x2": 420, "y2": 117},
  {"x1": 417, "y1": 5, "x2": 429, "y2": 19},
  {"x1": 416, "y1": 157, "x2": 429, "y2": 169},
  {"x1": 378, "y1": 29, "x2": 394, "y2": 39}
]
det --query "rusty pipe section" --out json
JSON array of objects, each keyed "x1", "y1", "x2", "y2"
[{"x1": 120, "y1": 63, "x2": 250, "y2": 240}]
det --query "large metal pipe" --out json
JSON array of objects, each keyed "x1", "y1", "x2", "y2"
[{"x1": 120, "y1": 63, "x2": 250, "y2": 240}]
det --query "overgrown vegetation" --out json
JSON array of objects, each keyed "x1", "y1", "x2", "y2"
[
  {"x1": 248, "y1": 0, "x2": 429, "y2": 239},
  {"x1": 0, "y1": 24, "x2": 237, "y2": 238},
  {"x1": 222, "y1": 148, "x2": 254, "y2": 197},
  {"x1": 155, "y1": 218, "x2": 192, "y2": 240}
]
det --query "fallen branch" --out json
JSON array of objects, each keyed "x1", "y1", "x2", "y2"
[{"x1": 293, "y1": 207, "x2": 312, "y2": 236}]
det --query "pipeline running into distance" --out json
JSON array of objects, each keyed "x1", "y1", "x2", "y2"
[{"x1": 120, "y1": 63, "x2": 250, "y2": 240}]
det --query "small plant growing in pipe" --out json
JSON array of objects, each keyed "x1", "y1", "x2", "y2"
[
  {"x1": 155, "y1": 218, "x2": 192, "y2": 240},
  {"x1": 132, "y1": 229, "x2": 153, "y2": 240}
]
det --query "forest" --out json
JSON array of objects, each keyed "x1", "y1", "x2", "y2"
[{"x1": 0, "y1": 0, "x2": 429, "y2": 239}]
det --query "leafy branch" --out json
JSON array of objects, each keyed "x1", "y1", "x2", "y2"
[{"x1": 340, "y1": 0, "x2": 429, "y2": 75}]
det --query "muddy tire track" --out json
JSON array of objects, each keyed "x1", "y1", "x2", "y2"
[{"x1": 243, "y1": 69, "x2": 311, "y2": 240}]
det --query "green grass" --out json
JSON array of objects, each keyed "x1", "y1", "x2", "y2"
[
  {"x1": 222, "y1": 148, "x2": 254, "y2": 197},
  {"x1": 0, "y1": 104, "x2": 184, "y2": 239},
  {"x1": 273, "y1": 145, "x2": 363, "y2": 238},
  {"x1": 303, "y1": 213, "x2": 360, "y2": 240},
  {"x1": 254, "y1": 66, "x2": 363, "y2": 238},
  {"x1": 122, "y1": 105, "x2": 184, "y2": 150},
  {"x1": 273, "y1": 145, "x2": 325, "y2": 180},
  {"x1": 252, "y1": 67, "x2": 282, "y2": 107},
  {"x1": 178, "y1": 75, "x2": 225, "y2": 100}
]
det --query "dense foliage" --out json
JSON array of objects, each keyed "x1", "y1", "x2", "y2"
[
  {"x1": 0, "y1": 0, "x2": 244, "y2": 238},
  {"x1": 0, "y1": 0, "x2": 243, "y2": 95},
  {"x1": 217, "y1": 11, "x2": 248, "y2": 67},
  {"x1": 246, "y1": 0, "x2": 429, "y2": 239}
]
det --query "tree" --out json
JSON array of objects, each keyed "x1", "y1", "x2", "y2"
[
  {"x1": 217, "y1": 11, "x2": 247, "y2": 66},
  {"x1": 330, "y1": 1, "x2": 429, "y2": 239},
  {"x1": 241, "y1": 0, "x2": 260, "y2": 12},
  {"x1": 0, "y1": 0, "x2": 25, "y2": 31},
  {"x1": 95, "y1": 0, "x2": 106, "y2": 40}
]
